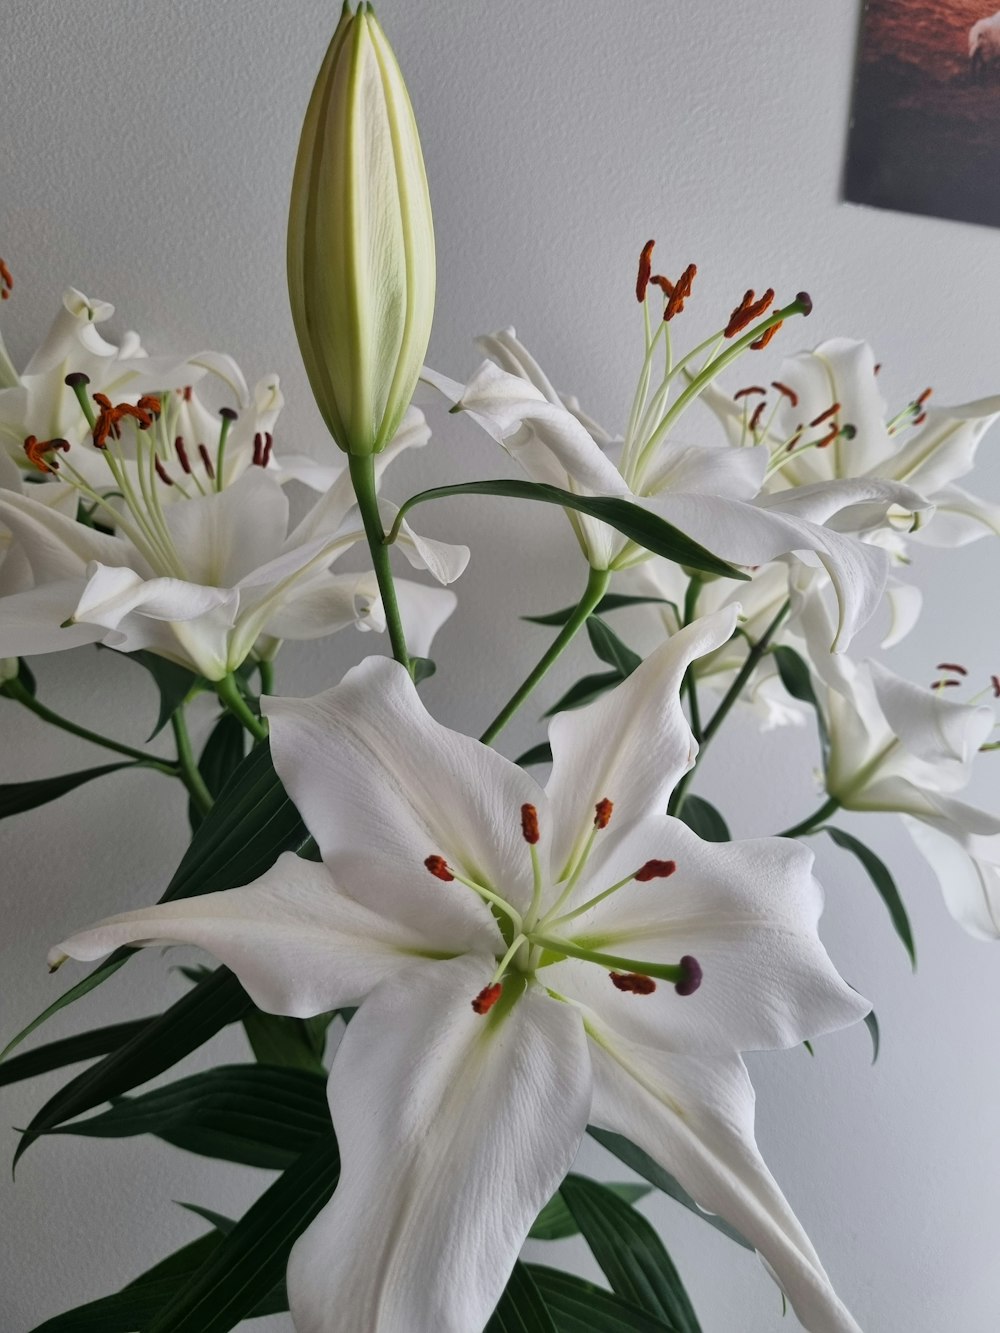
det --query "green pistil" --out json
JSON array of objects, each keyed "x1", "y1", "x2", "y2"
[
  {"x1": 530, "y1": 935, "x2": 694, "y2": 987},
  {"x1": 214, "y1": 409, "x2": 236, "y2": 491},
  {"x1": 65, "y1": 374, "x2": 96, "y2": 430}
]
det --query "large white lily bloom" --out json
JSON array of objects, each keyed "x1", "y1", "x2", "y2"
[
  {"x1": 0, "y1": 402, "x2": 465, "y2": 678},
  {"x1": 799, "y1": 589, "x2": 1000, "y2": 937},
  {"x1": 54, "y1": 607, "x2": 867, "y2": 1333},
  {"x1": 429, "y1": 325, "x2": 928, "y2": 650},
  {"x1": 702, "y1": 337, "x2": 1000, "y2": 545}
]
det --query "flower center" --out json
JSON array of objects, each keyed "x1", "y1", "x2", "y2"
[{"x1": 424, "y1": 797, "x2": 701, "y2": 1015}]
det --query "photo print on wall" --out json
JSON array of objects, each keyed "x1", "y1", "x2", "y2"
[{"x1": 846, "y1": 0, "x2": 1000, "y2": 227}]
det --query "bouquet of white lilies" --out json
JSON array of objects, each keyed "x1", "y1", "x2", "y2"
[{"x1": 4, "y1": 6, "x2": 1000, "y2": 1333}]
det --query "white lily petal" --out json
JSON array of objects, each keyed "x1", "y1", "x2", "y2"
[
  {"x1": 379, "y1": 502, "x2": 470, "y2": 585},
  {"x1": 263, "y1": 570, "x2": 382, "y2": 640},
  {"x1": 873, "y1": 394, "x2": 1000, "y2": 495},
  {"x1": 881, "y1": 578, "x2": 922, "y2": 649},
  {"x1": 546, "y1": 819, "x2": 868, "y2": 1054},
  {"x1": 0, "y1": 579, "x2": 104, "y2": 655},
  {"x1": 910, "y1": 482, "x2": 1000, "y2": 546},
  {"x1": 288, "y1": 956, "x2": 592, "y2": 1333},
  {"x1": 643, "y1": 440, "x2": 768, "y2": 501},
  {"x1": 545, "y1": 605, "x2": 738, "y2": 878},
  {"x1": 163, "y1": 468, "x2": 289, "y2": 587},
  {"x1": 587, "y1": 1025, "x2": 863, "y2": 1333},
  {"x1": 263, "y1": 657, "x2": 550, "y2": 927},
  {"x1": 0, "y1": 488, "x2": 131, "y2": 583},
  {"x1": 904, "y1": 814, "x2": 1000, "y2": 941},
  {"x1": 474, "y1": 327, "x2": 615, "y2": 443},
  {"x1": 393, "y1": 578, "x2": 457, "y2": 658},
  {"x1": 74, "y1": 563, "x2": 238, "y2": 630},
  {"x1": 50, "y1": 853, "x2": 446, "y2": 1013},
  {"x1": 868, "y1": 659, "x2": 994, "y2": 766}
]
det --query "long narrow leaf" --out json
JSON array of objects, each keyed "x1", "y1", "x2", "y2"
[
  {"x1": 824, "y1": 825, "x2": 916, "y2": 968},
  {"x1": 392, "y1": 480, "x2": 748, "y2": 580},
  {"x1": 0, "y1": 763, "x2": 140, "y2": 820},
  {"x1": 530, "y1": 1183, "x2": 651, "y2": 1241},
  {"x1": 587, "y1": 617, "x2": 642, "y2": 677},
  {"x1": 588, "y1": 1128, "x2": 751, "y2": 1250},
  {"x1": 144, "y1": 1134, "x2": 339, "y2": 1333},
  {"x1": 486, "y1": 1260, "x2": 557, "y2": 1333},
  {"x1": 772, "y1": 644, "x2": 830, "y2": 761},
  {"x1": 0, "y1": 1019, "x2": 150, "y2": 1089},
  {"x1": 46, "y1": 1065, "x2": 330, "y2": 1170},
  {"x1": 544, "y1": 671, "x2": 623, "y2": 717},
  {"x1": 14, "y1": 968, "x2": 252, "y2": 1169},
  {"x1": 524, "y1": 594, "x2": 675, "y2": 627},
  {"x1": 559, "y1": 1175, "x2": 701, "y2": 1332},
  {"x1": 675, "y1": 795, "x2": 730, "y2": 843},
  {"x1": 528, "y1": 1266, "x2": 679, "y2": 1333}
]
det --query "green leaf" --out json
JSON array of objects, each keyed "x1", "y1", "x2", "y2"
[
  {"x1": 559, "y1": 1175, "x2": 701, "y2": 1332},
  {"x1": 515, "y1": 742, "x2": 553, "y2": 768},
  {"x1": 189, "y1": 713, "x2": 246, "y2": 830},
  {"x1": 0, "y1": 1019, "x2": 150, "y2": 1090},
  {"x1": 411, "y1": 656, "x2": 436, "y2": 684},
  {"x1": 823, "y1": 826, "x2": 916, "y2": 968},
  {"x1": 675, "y1": 794, "x2": 730, "y2": 842},
  {"x1": 126, "y1": 650, "x2": 202, "y2": 739},
  {"x1": 14, "y1": 968, "x2": 252, "y2": 1170},
  {"x1": 528, "y1": 1266, "x2": 680, "y2": 1333},
  {"x1": 0, "y1": 762, "x2": 140, "y2": 820},
  {"x1": 144, "y1": 1134, "x2": 339, "y2": 1333},
  {"x1": 772, "y1": 645, "x2": 829, "y2": 761},
  {"x1": 46, "y1": 1064, "x2": 331, "y2": 1170},
  {"x1": 588, "y1": 1128, "x2": 751, "y2": 1250},
  {"x1": 2, "y1": 743, "x2": 309, "y2": 1062},
  {"x1": 486, "y1": 1260, "x2": 557, "y2": 1333},
  {"x1": 525, "y1": 594, "x2": 675, "y2": 627},
  {"x1": 587, "y1": 617, "x2": 642, "y2": 677},
  {"x1": 544, "y1": 671, "x2": 623, "y2": 717},
  {"x1": 393, "y1": 481, "x2": 748, "y2": 581},
  {"x1": 530, "y1": 1182, "x2": 652, "y2": 1240},
  {"x1": 864, "y1": 1008, "x2": 881, "y2": 1064},
  {"x1": 176, "y1": 1203, "x2": 237, "y2": 1236},
  {"x1": 242, "y1": 1008, "x2": 332, "y2": 1074}
]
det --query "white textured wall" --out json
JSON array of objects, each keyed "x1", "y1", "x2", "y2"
[{"x1": 2, "y1": 2, "x2": 1000, "y2": 1330}]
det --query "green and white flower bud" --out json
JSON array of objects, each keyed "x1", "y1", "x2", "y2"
[
  {"x1": 0, "y1": 657, "x2": 18, "y2": 686},
  {"x1": 287, "y1": 1, "x2": 435, "y2": 456}
]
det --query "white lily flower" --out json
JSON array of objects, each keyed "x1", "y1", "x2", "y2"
[
  {"x1": 53, "y1": 608, "x2": 867, "y2": 1333},
  {"x1": 702, "y1": 337, "x2": 1000, "y2": 547},
  {"x1": 0, "y1": 400, "x2": 466, "y2": 678},
  {"x1": 431, "y1": 310, "x2": 928, "y2": 650}
]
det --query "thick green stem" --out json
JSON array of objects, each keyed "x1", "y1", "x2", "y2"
[
  {"x1": 669, "y1": 599, "x2": 790, "y2": 817},
  {"x1": 3, "y1": 678, "x2": 178, "y2": 775},
  {"x1": 777, "y1": 795, "x2": 842, "y2": 840},
  {"x1": 348, "y1": 452, "x2": 410, "y2": 673},
  {"x1": 258, "y1": 660, "x2": 276, "y2": 696},
  {"x1": 216, "y1": 673, "x2": 269, "y2": 743},
  {"x1": 682, "y1": 577, "x2": 703, "y2": 743},
  {"x1": 479, "y1": 566, "x2": 611, "y2": 747},
  {"x1": 170, "y1": 708, "x2": 213, "y2": 816}
]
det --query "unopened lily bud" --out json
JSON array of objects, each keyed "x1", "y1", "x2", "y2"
[
  {"x1": 0, "y1": 658, "x2": 18, "y2": 686},
  {"x1": 287, "y1": 1, "x2": 435, "y2": 456}
]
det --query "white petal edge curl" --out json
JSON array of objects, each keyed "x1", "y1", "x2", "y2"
[
  {"x1": 263, "y1": 656, "x2": 550, "y2": 930},
  {"x1": 49, "y1": 852, "x2": 452, "y2": 1016},
  {"x1": 288, "y1": 956, "x2": 593, "y2": 1333},
  {"x1": 904, "y1": 814, "x2": 1000, "y2": 941},
  {"x1": 545, "y1": 605, "x2": 739, "y2": 879},
  {"x1": 586, "y1": 1020, "x2": 864, "y2": 1333}
]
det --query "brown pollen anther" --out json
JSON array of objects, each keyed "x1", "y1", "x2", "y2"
[
  {"x1": 594, "y1": 797, "x2": 614, "y2": 830},
  {"x1": 472, "y1": 982, "x2": 503, "y2": 1015},
  {"x1": 521, "y1": 803, "x2": 540, "y2": 845},
  {"x1": 182, "y1": 385, "x2": 193, "y2": 402},
  {"x1": 725, "y1": 287, "x2": 775, "y2": 339},
  {"x1": 635, "y1": 858, "x2": 677, "y2": 882},
  {"x1": 175, "y1": 437, "x2": 192, "y2": 474},
  {"x1": 816, "y1": 422, "x2": 839, "y2": 449},
  {"x1": 636, "y1": 239, "x2": 655, "y2": 303},
  {"x1": 610, "y1": 972, "x2": 656, "y2": 995},
  {"x1": 649, "y1": 273, "x2": 674, "y2": 297},
  {"x1": 936, "y1": 662, "x2": 968, "y2": 675},
  {"x1": 749, "y1": 402, "x2": 766, "y2": 432},
  {"x1": 664, "y1": 263, "x2": 696, "y2": 322},
  {"x1": 0, "y1": 258, "x2": 12, "y2": 300},
  {"x1": 253, "y1": 433, "x2": 264, "y2": 467},
  {"x1": 912, "y1": 411, "x2": 927, "y2": 427},
  {"x1": 873, "y1": 362, "x2": 882, "y2": 375},
  {"x1": 733, "y1": 386, "x2": 766, "y2": 401},
  {"x1": 771, "y1": 380, "x2": 799, "y2": 407},
  {"x1": 809, "y1": 403, "x2": 840, "y2": 428},
  {"x1": 785, "y1": 429, "x2": 804, "y2": 453},
  {"x1": 750, "y1": 321, "x2": 782, "y2": 350},
  {"x1": 932, "y1": 679, "x2": 960, "y2": 689},
  {"x1": 675, "y1": 955, "x2": 702, "y2": 996},
  {"x1": 198, "y1": 443, "x2": 216, "y2": 479},
  {"x1": 154, "y1": 458, "x2": 175, "y2": 487},
  {"x1": 992, "y1": 675, "x2": 1000, "y2": 698},
  {"x1": 424, "y1": 855, "x2": 454, "y2": 882},
  {"x1": 916, "y1": 387, "x2": 933, "y2": 406},
  {"x1": 23, "y1": 435, "x2": 70, "y2": 474},
  {"x1": 262, "y1": 432, "x2": 274, "y2": 467}
]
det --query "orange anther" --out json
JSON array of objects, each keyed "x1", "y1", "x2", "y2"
[
  {"x1": 23, "y1": 435, "x2": 70, "y2": 474},
  {"x1": 424, "y1": 855, "x2": 454, "y2": 882},
  {"x1": 750, "y1": 321, "x2": 782, "y2": 350},
  {"x1": 725, "y1": 287, "x2": 774, "y2": 339},
  {"x1": 610, "y1": 972, "x2": 656, "y2": 995},
  {"x1": 664, "y1": 263, "x2": 697, "y2": 322},
  {"x1": 635, "y1": 859, "x2": 676, "y2": 882},
  {"x1": 771, "y1": 380, "x2": 799, "y2": 406},
  {"x1": 594, "y1": 798, "x2": 614, "y2": 830},
  {"x1": 520, "y1": 804, "x2": 540, "y2": 845},
  {"x1": 0, "y1": 258, "x2": 12, "y2": 300},
  {"x1": 472, "y1": 982, "x2": 503, "y2": 1015},
  {"x1": 636, "y1": 239, "x2": 655, "y2": 303}
]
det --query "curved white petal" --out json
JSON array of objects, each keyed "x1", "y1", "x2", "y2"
[
  {"x1": 393, "y1": 579, "x2": 457, "y2": 658},
  {"x1": 74, "y1": 564, "x2": 238, "y2": 629},
  {"x1": 263, "y1": 657, "x2": 550, "y2": 930},
  {"x1": 545, "y1": 606, "x2": 738, "y2": 878},
  {"x1": 643, "y1": 440, "x2": 768, "y2": 501},
  {"x1": 50, "y1": 853, "x2": 448, "y2": 1014},
  {"x1": 163, "y1": 468, "x2": 289, "y2": 587},
  {"x1": 910, "y1": 483, "x2": 1000, "y2": 547},
  {"x1": 0, "y1": 488, "x2": 131, "y2": 583},
  {"x1": 0, "y1": 579, "x2": 104, "y2": 655},
  {"x1": 868, "y1": 660, "x2": 994, "y2": 767},
  {"x1": 288, "y1": 957, "x2": 592, "y2": 1333},
  {"x1": 545, "y1": 819, "x2": 868, "y2": 1054},
  {"x1": 474, "y1": 327, "x2": 615, "y2": 443},
  {"x1": 873, "y1": 395, "x2": 1000, "y2": 495},
  {"x1": 263, "y1": 571, "x2": 382, "y2": 641},
  {"x1": 587, "y1": 1023, "x2": 863, "y2": 1333},
  {"x1": 881, "y1": 578, "x2": 922, "y2": 649},
  {"x1": 904, "y1": 814, "x2": 1000, "y2": 941},
  {"x1": 380, "y1": 503, "x2": 470, "y2": 585}
]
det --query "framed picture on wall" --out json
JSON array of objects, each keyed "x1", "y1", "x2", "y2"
[{"x1": 846, "y1": 0, "x2": 1000, "y2": 227}]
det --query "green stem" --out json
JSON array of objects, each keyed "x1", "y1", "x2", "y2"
[
  {"x1": 348, "y1": 452, "x2": 410, "y2": 673},
  {"x1": 3, "y1": 678, "x2": 178, "y2": 775},
  {"x1": 669, "y1": 599, "x2": 790, "y2": 817},
  {"x1": 216, "y1": 674, "x2": 269, "y2": 743},
  {"x1": 258, "y1": 660, "x2": 276, "y2": 695},
  {"x1": 682, "y1": 577, "x2": 703, "y2": 743},
  {"x1": 479, "y1": 566, "x2": 612, "y2": 747},
  {"x1": 170, "y1": 708, "x2": 213, "y2": 816},
  {"x1": 777, "y1": 795, "x2": 841, "y2": 840}
]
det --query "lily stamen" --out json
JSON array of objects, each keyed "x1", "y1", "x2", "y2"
[
  {"x1": 424, "y1": 852, "x2": 524, "y2": 935},
  {"x1": 609, "y1": 971, "x2": 656, "y2": 994},
  {"x1": 544, "y1": 856, "x2": 676, "y2": 930},
  {"x1": 23, "y1": 435, "x2": 70, "y2": 474},
  {"x1": 471, "y1": 982, "x2": 503, "y2": 1015},
  {"x1": 0, "y1": 257, "x2": 12, "y2": 300},
  {"x1": 532, "y1": 935, "x2": 703, "y2": 995}
]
